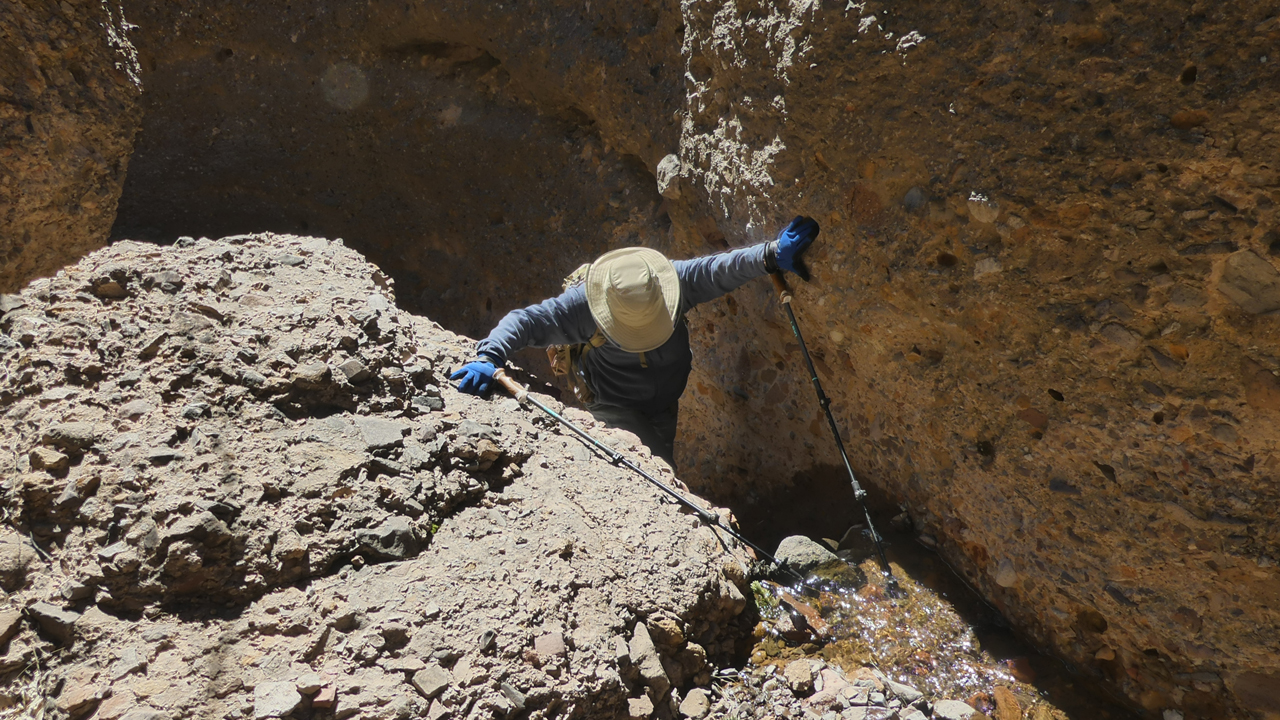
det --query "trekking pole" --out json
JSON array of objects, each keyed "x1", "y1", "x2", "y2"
[
  {"x1": 492, "y1": 369, "x2": 805, "y2": 585},
  {"x1": 769, "y1": 273, "x2": 902, "y2": 596}
]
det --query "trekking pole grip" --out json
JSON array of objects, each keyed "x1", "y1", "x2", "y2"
[
  {"x1": 492, "y1": 369, "x2": 529, "y2": 403},
  {"x1": 770, "y1": 272, "x2": 793, "y2": 304}
]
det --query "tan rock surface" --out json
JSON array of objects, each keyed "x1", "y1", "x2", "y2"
[{"x1": 0, "y1": 0, "x2": 142, "y2": 291}]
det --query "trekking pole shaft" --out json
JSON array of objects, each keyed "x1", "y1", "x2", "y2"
[
  {"x1": 491, "y1": 370, "x2": 791, "y2": 573},
  {"x1": 769, "y1": 274, "x2": 898, "y2": 587}
]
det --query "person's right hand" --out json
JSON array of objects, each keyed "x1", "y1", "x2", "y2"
[{"x1": 450, "y1": 360, "x2": 497, "y2": 396}]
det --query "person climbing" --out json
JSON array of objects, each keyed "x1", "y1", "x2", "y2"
[{"x1": 451, "y1": 216, "x2": 820, "y2": 470}]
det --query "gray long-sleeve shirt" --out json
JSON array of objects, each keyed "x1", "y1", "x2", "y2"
[{"x1": 477, "y1": 243, "x2": 772, "y2": 414}]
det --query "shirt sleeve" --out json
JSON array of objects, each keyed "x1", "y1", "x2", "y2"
[
  {"x1": 475, "y1": 285, "x2": 597, "y2": 365},
  {"x1": 674, "y1": 242, "x2": 772, "y2": 309}
]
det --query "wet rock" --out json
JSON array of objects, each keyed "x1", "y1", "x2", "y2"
[
  {"x1": 774, "y1": 535, "x2": 839, "y2": 575},
  {"x1": 933, "y1": 699, "x2": 978, "y2": 720},
  {"x1": 883, "y1": 678, "x2": 922, "y2": 704}
]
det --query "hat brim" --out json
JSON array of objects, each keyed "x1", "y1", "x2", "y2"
[{"x1": 585, "y1": 247, "x2": 681, "y2": 353}]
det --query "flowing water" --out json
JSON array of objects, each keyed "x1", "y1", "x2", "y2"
[{"x1": 735, "y1": 469, "x2": 1141, "y2": 719}]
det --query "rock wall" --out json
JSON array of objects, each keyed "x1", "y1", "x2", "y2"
[
  {"x1": 11, "y1": 0, "x2": 1279, "y2": 715},
  {"x1": 668, "y1": 2, "x2": 1280, "y2": 717},
  {"x1": 0, "y1": 0, "x2": 141, "y2": 292},
  {"x1": 0, "y1": 233, "x2": 751, "y2": 719}
]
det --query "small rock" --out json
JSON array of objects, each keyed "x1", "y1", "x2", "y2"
[
  {"x1": 499, "y1": 682, "x2": 526, "y2": 711},
  {"x1": 111, "y1": 647, "x2": 147, "y2": 680},
  {"x1": 355, "y1": 416, "x2": 409, "y2": 450},
  {"x1": 29, "y1": 446, "x2": 70, "y2": 472},
  {"x1": 273, "y1": 254, "x2": 305, "y2": 267},
  {"x1": 785, "y1": 659, "x2": 814, "y2": 695},
  {"x1": 338, "y1": 359, "x2": 372, "y2": 383},
  {"x1": 0, "y1": 609, "x2": 23, "y2": 644},
  {"x1": 312, "y1": 685, "x2": 337, "y2": 708},
  {"x1": 973, "y1": 257, "x2": 1002, "y2": 278},
  {"x1": 993, "y1": 686, "x2": 1022, "y2": 720},
  {"x1": 933, "y1": 699, "x2": 978, "y2": 720},
  {"x1": 181, "y1": 402, "x2": 211, "y2": 419},
  {"x1": 119, "y1": 400, "x2": 154, "y2": 419},
  {"x1": 27, "y1": 602, "x2": 80, "y2": 645},
  {"x1": 628, "y1": 695, "x2": 655, "y2": 719},
  {"x1": 254, "y1": 681, "x2": 302, "y2": 719},
  {"x1": 355, "y1": 516, "x2": 420, "y2": 559},
  {"x1": 0, "y1": 541, "x2": 38, "y2": 592},
  {"x1": 775, "y1": 535, "x2": 839, "y2": 575},
  {"x1": 679, "y1": 688, "x2": 711, "y2": 718},
  {"x1": 535, "y1": 632, "x2": 566, "y2": 659},
  {"x1": 628, "y1": 623, "x2": 670, "y2": 697},
  {"x1": 291, "y1": 362, "x2": 331, "y2": 388},
  {"x1": 297, "y1": 672, "x2": 324, "y2": 694},
  {"x1": 897, "y1": 707, "x2": 928, "y2": 720},
  {"x1": 967, "y1": 193, "x2": 1000, "y2": 223},
  {"x1": 43, "y1": 422, "x2": 98, "y2": 451},
  {"x1": 884, "y1": 678, "x2": 922, "y2": 703},
  {"x1": 411, "y1": 665, "x2": 451, "y2": 699}
]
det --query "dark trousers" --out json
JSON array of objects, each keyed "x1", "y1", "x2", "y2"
[{"x1": 586, "y1": 401, "x2": 679, "y2": 471}]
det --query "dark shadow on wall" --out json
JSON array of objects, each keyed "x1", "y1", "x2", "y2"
[{"x1": 111, "y1": 35, "x2": 668, "y2": 344}]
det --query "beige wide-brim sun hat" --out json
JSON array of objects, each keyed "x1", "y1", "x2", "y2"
[{"x1": 585, "y1": 247, "x2": 681, "y2": 353}]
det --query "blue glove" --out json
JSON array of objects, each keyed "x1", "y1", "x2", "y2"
[
  {"x1": 450, "y1": 359, "x2": 497, "y2": 396},
  {"x1": 774, "y1": 216, "x2": 820, "y2": 281}
]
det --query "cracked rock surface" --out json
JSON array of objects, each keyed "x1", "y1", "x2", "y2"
[{"x1": 0, "y1": 233, "x2": 753, "y2": 719}]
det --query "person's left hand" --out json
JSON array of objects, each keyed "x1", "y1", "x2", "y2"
[{"x1": 775, "y1": 216, "x2": 820, "y2": 281}]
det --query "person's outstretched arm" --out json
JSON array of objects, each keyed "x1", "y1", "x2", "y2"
[
  {"x1": 475, "y1": 285, "x2": 596, "y2": 365},
  {"x1": 676, "y1": 216, "x2": 819, "y2": 308},
  {"x1": 453, "y1": 285, "x2": 596, "y2": 395}
]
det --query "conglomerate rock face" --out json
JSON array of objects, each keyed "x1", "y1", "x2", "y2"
[
  {"x1": 0, "y1": 0, "x2": 141, "y2": 292},
  {"x1": 5, "y1": 0, "x2": 1280, "y2": 715},
  {"x1": 0, "y1": 233, "x2": 752, "y2": 719}
]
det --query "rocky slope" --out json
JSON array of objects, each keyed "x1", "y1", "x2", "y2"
[
  {"x1": 0, "y1": 233, "x2": 753, "y2": 719},
  {"x1": 0, "y1": 0, "x2": 141, "y2": 292},
  {"x1": 3, "y1": 0, "x2": 1279, "y2": 715}
]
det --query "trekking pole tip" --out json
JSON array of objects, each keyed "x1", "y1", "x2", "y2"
[{"x1": 492, "y1": 369, "x2": 529, "y2": 403}]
